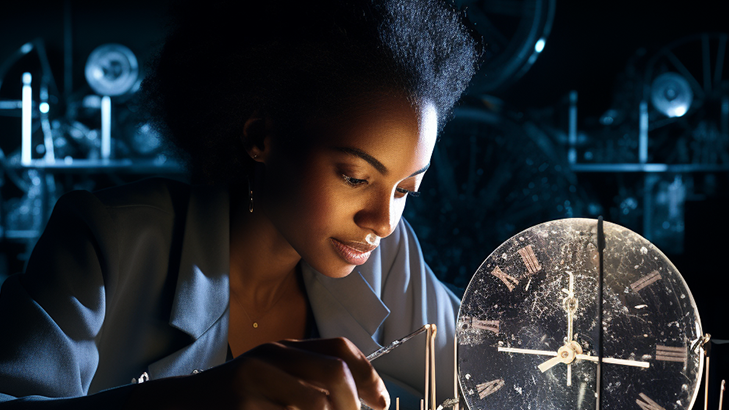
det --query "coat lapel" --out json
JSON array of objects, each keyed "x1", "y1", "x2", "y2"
[
  {"x1": 147, "y1": 182, "x2": 392, "y2": 378},
  {"x1": 302, "y1": 258, "x2": 390, "y2": 356},
  {"x1": 148, "y1": 184, "x2": 230, "y2": 379}
]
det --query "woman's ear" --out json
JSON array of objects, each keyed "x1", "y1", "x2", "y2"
[{"x1": 242, "y1": 111, "x2": 271, "y2": 162}]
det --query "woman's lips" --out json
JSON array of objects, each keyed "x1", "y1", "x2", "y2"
[{"x1": 330, "y1": 238, "x2": 377, "y2": 265}]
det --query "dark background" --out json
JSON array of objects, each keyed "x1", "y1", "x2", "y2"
[{"x1": 0, "y1": 0, "x2": 727, "y2": 408}]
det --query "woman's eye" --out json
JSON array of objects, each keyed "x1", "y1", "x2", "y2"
[
  {"x1": 396, "y1": 187, "x2": 421, "y2": 198},
  {"x1": 342, "y1": 174, "x2": 367, "y2": 187}
]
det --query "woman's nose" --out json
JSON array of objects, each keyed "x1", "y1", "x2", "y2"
[{"x1": 354, "y1": 189, "x2": 403, "y2": 238}]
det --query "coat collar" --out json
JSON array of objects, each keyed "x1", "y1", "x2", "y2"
[
  {"x1": 169, "y1": 183, "x2": 230, "y2": 340},
  {"x1": 156, "y1": 183, "x2": 389, "y2": 375},
  {"x1": 301, "y1": 261, "x2": 390, "y2": 356}
]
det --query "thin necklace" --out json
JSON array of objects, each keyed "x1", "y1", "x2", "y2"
[{"x1": 230, "y1": 270, "x2": 294, "y2": 329}]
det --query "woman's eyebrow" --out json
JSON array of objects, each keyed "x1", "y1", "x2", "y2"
[
  {"x1": 334, "y1": 146, "x2": 430, "y2": 177},
  {"x1": 410, "y1": 162, "x2": 430, "y2": 177},
  {"x1": 335, "y1": 147, "x2": 388, "y2": 174}
]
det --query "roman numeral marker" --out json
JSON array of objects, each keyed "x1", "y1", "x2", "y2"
[
  {"x1": 477, "y1": 378, "x2": 505, "y2": 399},
  {"x1": 636, "y1": 392, "x2": 665, "y2": 410},
  {"x1": 518, "y1": 245, "x2": 542, "y2": 275},
  {"x1": 461, "y1": 316, "x2": 500, "y2": 334},
  {"x1": 630, "y1": 271, "x2": 662, "y2": 292},
  {"x1": 656, "y1": 345, "x2": 687, "y2": 363},
  {"x1": 492, "y1": 266, "x2": 519, "y2": 291}
]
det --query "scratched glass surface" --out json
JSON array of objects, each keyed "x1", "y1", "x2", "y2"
[{"x1": 457, "y1": 218, "x2": 703, "y2": 410}]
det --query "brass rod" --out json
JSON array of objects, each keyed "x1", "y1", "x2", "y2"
[
  {"x1": 706, "y1": 356, "x2": 711, "y2": 410},
  {"x1": 454, "y1": 335, "x2": 459, "y2": 410},
  {"x1": 719, "y1": 380, "x2": 725, "y2": 410},
  {"x1": 430, "y1": 324, "x2": 438, "y2": 409},
  {"x1": 424, "y1": 324, "x2": 431, "y2": 410}
]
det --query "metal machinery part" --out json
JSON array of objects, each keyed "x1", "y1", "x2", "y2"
[
  {"x1": 651, "y1": 72, "x2": 694, "y2": 119},
  {"x1": 642, "y1": 33, "x2": 729, "y2": 166},
  {"x1": 403, "y1": 102, "x2": 593, "y2": 288},
  {"x1": 454, "y1": 0, "x2": 556, "y2": 95},
  {"x1": 84, "y1": 44, "x2": 139, "y2": 97},
  {"x1": 457, "y1": 218, "x2": 704, "y2": 410},
  {"x1": 563, "y1": 33, "x2": 729, "y2": 255},
  {"x1": 639, "y1": 33, "x2": 729, "y2": 255},
  {"x1": 0, "y1": 41, "x2": 177, "y2": 250},
  {"x1": 575, "y1": 33, "x2": 729, "y2": 166},
  {"x1": 0, "y1": 39, "x2": 60, "y2": 193}
]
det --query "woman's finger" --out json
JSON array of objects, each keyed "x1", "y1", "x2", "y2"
[
  {"x1": 199, "y1": 354, "x2": 333, "y2": 410},
  {"x1": 276, "y1": 338, "x2": 390, "y2": 410},
  {"x1": 247, "y1": 342, "x2": 360, "y2": 410},
  {"x1": 245, "y1": 357, "x2": 334, "y2": 410}
]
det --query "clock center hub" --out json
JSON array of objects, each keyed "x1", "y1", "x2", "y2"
[{"x1": 557, "y1": 341, "x2": 583, "y2": 365}]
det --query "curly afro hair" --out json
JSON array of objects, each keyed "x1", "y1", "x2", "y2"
[{"x1": 142, "y1": 0, "x2": 481, "y2": 184}]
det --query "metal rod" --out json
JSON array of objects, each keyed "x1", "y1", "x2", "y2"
[
  {"x1": 367, "y1": 324, "x2": 429, "y2": 362},
  {"x1": 101, "y1": 95, "x2": 111, "y2": 160},
  {"x1": 639, "y1": 101, "x2": 648, "y2": 164},
  {"x1": 429, "y1": 325, "x2": 437, "y2": 410},
  {"x1": 453, "y1": 335, "x2": 459, "y2": 410},
  {"x1": 596, "y1": 216, "x2": 605, "y2": 410},
  {"x1": 714, "y1": 35, "x2": 727, "y2": 87},
  {"x1": 568, "y1": 91, "x2": 577, "y2": 164},
  {"x1": 721, "y1": 96, "x2": 728, "y2": 139},
  {"x1": 705, "y1": 356, "x2": 710, "y2": 410},
  {"x1": 424, "y1": 325, "x2": 431, "y2": 410},
  {"x1": 64, "y1": 0, "x2": 73, "y2": 102},
  {"x1": 22, "y1": 73, "x2": 32, "y2": 166},
  {"x1": 719, "y1": 380, "x2": 725, "y2": 410},
  {"x1": 40, "y1": 84, "x2": 55, "y2": 163}
]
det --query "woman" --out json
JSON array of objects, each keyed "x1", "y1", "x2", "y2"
[{"x1": 0, "y1": 0, "x2": 480, "y2": 408}]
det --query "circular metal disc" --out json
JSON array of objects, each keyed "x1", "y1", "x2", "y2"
[
  {"x1": 457, "y1": 218, "x2": 703, "y2": 410},
  {"x1": 85, "y1": 43, "x2": 139, "y2": 96},
  {"x1": 651, "y1": 72, "x2": 693, "y2": 118}
]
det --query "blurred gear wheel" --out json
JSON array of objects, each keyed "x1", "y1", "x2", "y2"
[
  {"x1": 456, "y1": 0, "x2": 556, "y2": 95},
  {"x1": 404, "y1": 102, "x2": 592, "y2": 288},
  {"x1": 85, "y1": 44, "x2": 139, "y2": 96}
]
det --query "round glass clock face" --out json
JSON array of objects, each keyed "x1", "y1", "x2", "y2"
[{"x1": 457, "y1": 218, "x2": 703, "y2": 410}]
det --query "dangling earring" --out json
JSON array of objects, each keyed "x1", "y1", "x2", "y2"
[
  {"x1": 248, "y1": 154, "x2": 258, "y2": 213},
  {"x1": 247, "y1": 175, "x2": 254, "y2": 213}
]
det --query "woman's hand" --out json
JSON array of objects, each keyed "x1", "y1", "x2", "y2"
[{"x1": 129, "y1": 337, "x2": 390, "y2": 410}]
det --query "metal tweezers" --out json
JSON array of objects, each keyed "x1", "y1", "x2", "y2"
[{"x1": 366, "y1": 324, "x2": 430, "y2": 362}]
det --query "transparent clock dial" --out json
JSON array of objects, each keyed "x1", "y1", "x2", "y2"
[{"x1": 457, "y1": 218, "x2": 703, "y2": 410}]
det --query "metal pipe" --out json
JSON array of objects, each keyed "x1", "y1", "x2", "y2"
[
  {"x1": 64, "y1": 0, "x2": 73, "y2": 102},
  {"x1": 101, "y1": 95, "x2": 111, "y2": 160},
  {"x1": 568, "y1": 91, "x2": 577, "y2": 164},
  {"x1": 40, "y1": 84, "x2": 55, "y2": 164},
  {"x1": 721, "y1": 96, "x2": 728, "y2": 138},
  {"x1": 21, "y1": 73, "x2": 32, "y2": 166},
  {"x1": 639, "y1": 101, "x2": 649, "y2": 164}
]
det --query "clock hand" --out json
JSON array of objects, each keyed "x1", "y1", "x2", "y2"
[
  {"x1": 537, "y1": 343, "x2": 582, "y2": 372},
  {"x1": 562, "y1": 272, "x2": 579, "y2": 385},
  {"x1": 498, "y1": 346, "x2": 651, "y2": 369},
  {"x1": 498, "y1": 345, "x2": 578, "y2": 373},
  {"x1": 538, "y1": 355, "x2": 565, "y2": 372},
  {"x1": 497, "y1": 347, "x2": 557, "y2": 356},
  {"x1": 563, "y1": 271, "x2": 578, "y2": 344},
  {"x1": 574, "y1": 354, "x2": 650, "y2": 369}
]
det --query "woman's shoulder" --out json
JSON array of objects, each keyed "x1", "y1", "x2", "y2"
[{"x1": 60, "y1": 177, "x2": 193, "y2": 217}]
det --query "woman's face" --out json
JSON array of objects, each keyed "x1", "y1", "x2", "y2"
[{"x1": 258, "y1": 94, "x2": 438, "y2": 278}]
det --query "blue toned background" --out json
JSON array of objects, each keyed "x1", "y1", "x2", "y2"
[{"x1": 0, "y1": 1, "x2": 727, "y2": 407}]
